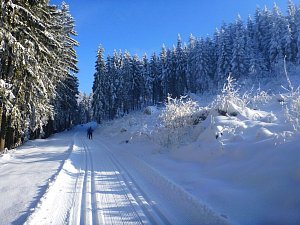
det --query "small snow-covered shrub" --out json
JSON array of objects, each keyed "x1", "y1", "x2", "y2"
[
  {"x1": 160, "y1": 95, "x2": 201, "y2": 129},
  {"x1": 244, "y1": 89, "x2": 272, "y2": 109},
  {"x1": 212, "y1": 74, "x2": 246, "y2": 116},
  {"x1": 281, "y1": 57, "x2": 300, "y2": 132},
  {"x1": 157, "y1": 95, "x2": 203, "y2": 147},
  {"x1": 284, "y1": 89, "x2": 300, "y2": 131}
]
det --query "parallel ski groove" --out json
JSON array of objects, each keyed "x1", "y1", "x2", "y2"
[
  {"x1": 97, "y1": 139, "x2": 171, "y2": 225},
  {"x1": 82, "y1": 139, "x2": 100, "y2": 225},
  {"x1": 68, "y1": 137, "x2": 85, "y2": 225}
]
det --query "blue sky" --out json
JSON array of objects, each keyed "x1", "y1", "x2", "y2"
[{"x1": 50, "y1": 0, "x2": 289, "y2": 94}]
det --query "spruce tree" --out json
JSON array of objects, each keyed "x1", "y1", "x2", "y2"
[{"x1": 231, "y1": 15, "x2": 247, "y2": 79}]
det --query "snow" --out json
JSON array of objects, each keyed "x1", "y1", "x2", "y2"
[
  {"x1": 0, "y1": 131, "x2": 74, "y2": 225},
  {"x1": 95, "y1": 87, "x2": 300, "y2": 225},
  {"x1": 0, "y1": 124, "x2": 228, "y2": 225},
  {"x1": 1, "y1": 88, "x2": 300, "y2": 225}
]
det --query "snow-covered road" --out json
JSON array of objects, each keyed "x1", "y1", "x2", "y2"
[{"x1": 1, "y1": 125, "x2": 228, "y2": 225}]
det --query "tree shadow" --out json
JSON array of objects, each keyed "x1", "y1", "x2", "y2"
[{"x1": 11, "y1": 142, "x2": 74, "y2": 225}]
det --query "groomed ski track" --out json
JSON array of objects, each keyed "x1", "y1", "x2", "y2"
[{"x1": 24, "y1": 126, "x2": 229, "y2": 225}]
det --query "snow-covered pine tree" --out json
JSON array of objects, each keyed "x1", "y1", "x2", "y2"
[
  {"x1": 149, "y1": 52, "x2": 160, "y2": 104},
  {"x1": 165, "y1": 47, "x2": 177, "y2": 98},
  {"x1": 159, "y1": 44, "x2": 168, "y2": 100},
  {"x1": 92, "y1": 46, "x2": 105, "y2": 123},
  {"x1": 51, "y1": 2, "x2": 79, "y2": 134},
  {"x1": 270, "y1": 4, "x2": 292, "y2": 66},
  {"x1": 231, "y1": 15, "x2": 247, "y2": 80},
  {"x1": 294, "y1": 5, "x2": 300, "y2": 63},
  {"x1": 245, "y1": 16, "x2": 267, "y2": 80},
  {"x1": 205, "y1": 37, "x2": 218, "y2": 90},
  {"x1": 100, "y1": 55, "x2": 111, "y2": 119},
  {"x1": 186, "y1": 34, "x2": 197, "y2": 93},
  {"x1": 107, "y1": 51, "x2": 119, "y2": 119},
  {"x1": 0, "y1": 1, "x2": 79, "y2": 150},
  {"x1": 195, "y1": 38, "x2": 211, "y2": 93},
  {"x1": 0, "y1": 1, "x2": 57, "y2": 149},
  {"x1": 115, "y1": 50, "x2": 125, "y2": 117},
  {"x1": 131, "y1": 54, "x2": 144, "y2": 110},
  {"x1": 216, "y1": 23, "x2": 233, "y2": 89},
  {"x1": 175, "y1": 34, "x2": 188, "y2": 97},
  {"x1": 141, "y1": 54, "x2": 150, "y2": 105},
  {"x1": 78, "y1": 92, "x2": 92, "y2": 124},
  {"x1": 255, "y1": 6, "x2": 273, "y2": 70},
  {"x1": 120, "y1": 51, "x2": 132, "y2": 115},
  {"x1": 287, "y1": 0, "x2": 297, "y2": 62}
]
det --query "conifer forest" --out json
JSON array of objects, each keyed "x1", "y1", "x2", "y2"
[{"x1": 0, "y1": 1, "x2": 79, "y2": 151}]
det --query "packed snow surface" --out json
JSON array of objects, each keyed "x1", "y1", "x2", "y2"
[{"x1": 1, "y1": 88, "x2": 300, "y2": 225}]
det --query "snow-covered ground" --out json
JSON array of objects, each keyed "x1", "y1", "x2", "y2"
[
  {"x1": 1, "y1": 78, "x2": 300, "y2": 225},
  {"x1": 0, "y1": 130, "x2": 74, "y2": 225},
  {"x1": 0, "y1": 124, "x2": 228, "y2": 225}
]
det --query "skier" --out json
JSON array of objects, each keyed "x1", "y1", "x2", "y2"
[{"x1": 87, "y1": 127, "x2": 93, "y2": 139}]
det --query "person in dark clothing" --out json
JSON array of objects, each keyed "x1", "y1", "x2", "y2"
[{"x1": 87, "y1": 127, "x2": 93, "y2": 139}]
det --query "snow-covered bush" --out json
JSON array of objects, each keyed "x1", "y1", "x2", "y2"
[
  {"x1": 284, "y1": 88, "x2": 300, "y2": 131},
  {"x1": 212, "y1": 74, "x2": 246, "y2": 116},
  {"x1": 160, "y1": 95, "x2": 201, "y2": 129},
  {"x1": 281, "y1": 58, "x2": 300, "y2": 132},
  {"x1": 157, "y1": 95, "x2": 205, "y2": 147},
  {"x1": 244, "y1": 89, "x2": 272, "y2": 109}
]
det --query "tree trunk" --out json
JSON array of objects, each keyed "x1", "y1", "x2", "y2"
[
  {"x1": 6, "y1": 125, "x2": 14, "y2": 150},
  {"x1": 14, "y1": 127, "x2": 22, "y2": 148},
  {"x1": 0, "y1": 105, "x2": 2, "y2": 137},
  {"x1": 44, "y1": 119, "x2": 53, "y2": 138},
  {"x1": 0, "y1": 111, "x2": 7, "y2": 152}
]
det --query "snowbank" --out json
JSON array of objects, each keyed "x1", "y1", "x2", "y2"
[{"x1": 98, "y1": 87, "x2": 300, "y2": 224}]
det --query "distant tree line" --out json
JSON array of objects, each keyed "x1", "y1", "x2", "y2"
[
  {"x1": 77, "y1": 92, "x2": 92, "y2": 124},
  {"x1": 92, "y1": 1, "x2": 300, "y2": 123},
  {"x1": 0, "y1": 1, "x2": 79, "y2": 151}
]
